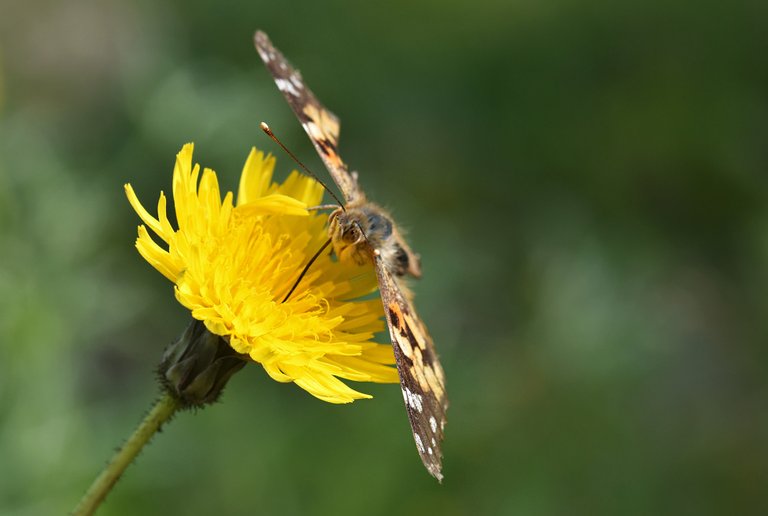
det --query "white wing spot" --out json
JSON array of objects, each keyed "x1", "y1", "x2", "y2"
[
  {"x1": 430, "y1": 416, "x2": 437, "y2": 433},
  {"x1": 414, "y1": 433, "x2": 425, "y2": 454},
  {"x1": 276, "y1": 78, "x2": 300, "y2": 97},
  {"x1": 428, "y1": 447, "x2": 433, "y2": 455},
  {"x1": 404, "y1": 388, "x2": 423, "y2": 413},
  {"x1": 403, "y1": 387, "x2": 423, "y2": 413},
  {"x1": 431, "y1": 437, "x2": 437, "y2": 447},
  {"x1": 290, "y1": 74, "x2": 303, "y2": 89},
  {"x1": 401, "y1": 387, "x2": 408, "y2": 404},
  {"x1": 414, "y1": 393, "x2": 423, "y2": 413}
]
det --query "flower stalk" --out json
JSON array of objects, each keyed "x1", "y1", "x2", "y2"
[
  {"x1": 71, "y1": 393, "x2": 179, "y2": 516},
  {"x1": 72, "y1": 320, "x2": 246, "y2": 516}
]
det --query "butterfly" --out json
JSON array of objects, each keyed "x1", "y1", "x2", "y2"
[{"x1": 254, "y1": 31, "x2": 448, "y2": 481}]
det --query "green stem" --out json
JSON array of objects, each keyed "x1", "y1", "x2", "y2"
[{"x1": 72, "y1": 392, "x2": 180, "y2": 516}]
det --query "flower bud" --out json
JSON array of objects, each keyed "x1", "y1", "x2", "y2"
[{"x1": 159, "y1": 319, "x2": 247, "y2": 407}]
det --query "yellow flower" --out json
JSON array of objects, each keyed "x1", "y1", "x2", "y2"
[{"x1": 125, "y1": 143, "x2": 398, "y2": 403}]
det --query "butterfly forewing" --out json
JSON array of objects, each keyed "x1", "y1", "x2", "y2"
[
  {"x1": 375, "y1": 255, "x2": 448, "y2": 481},
  {"x1": 254, "y1": 31, "x2": 362, "y2": 203}
]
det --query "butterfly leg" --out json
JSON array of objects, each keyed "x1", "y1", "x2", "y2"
[{"x1": 307, "y1": 204, "x2": 341, "y2": 211}]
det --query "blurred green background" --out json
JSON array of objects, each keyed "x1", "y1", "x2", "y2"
[{"x1": 2, "y1": 0, "x2": 767, "y2": 514}]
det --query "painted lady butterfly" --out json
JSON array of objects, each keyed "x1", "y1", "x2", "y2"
[{"x1": 255, "y1": 31, "x2": 448, "y2": 481}]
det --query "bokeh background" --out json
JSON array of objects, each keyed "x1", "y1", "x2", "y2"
[{"x1": 2, "y1": 1, "x2": 767, "y2": 514}]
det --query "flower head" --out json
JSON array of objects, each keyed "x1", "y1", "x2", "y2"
[{"x1": 125, "y1": 144, "x2": 398, "y2": 403}]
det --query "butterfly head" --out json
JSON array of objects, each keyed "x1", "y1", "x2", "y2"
[
  {"x1": 328, "y1": 205, "x2": 422, "y2": 278},
  {"x1": 328, "y1": 206, "x2": 374, "y2": 267}
]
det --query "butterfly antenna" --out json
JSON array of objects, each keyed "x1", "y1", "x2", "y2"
[
  {"x1": 282, "y1": 237, "x2": 333, "y2": 303},
  {"x1": 260, "y1": 122, "x2": 346, "y2": 211}
]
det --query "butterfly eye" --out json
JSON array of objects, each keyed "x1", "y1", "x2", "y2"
[{"x1": 342, "y1": 224, "x2": 360, "y2": 243}]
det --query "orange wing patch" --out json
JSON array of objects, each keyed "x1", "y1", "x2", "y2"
[
  {"x1": 301, "y1": 104, "x2": 346, "y2": 171},
  {"x1": 388, "y1": 300, "x2": 446, "y2": 400}
]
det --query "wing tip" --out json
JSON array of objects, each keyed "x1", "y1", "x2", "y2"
[
  {"x1": 253, "y1": 30, "x2": 274, "y2": 61},
  {"x1": 429, "y1": 465, "x2": 444, "y2": 483},
  {"x1": 254, "y1": 29, "x2": 268, "y2": 45}
]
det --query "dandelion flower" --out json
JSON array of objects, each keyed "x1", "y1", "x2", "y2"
[{"x1": 125, "y1": 143, "x2": 398, "y2": 403}]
